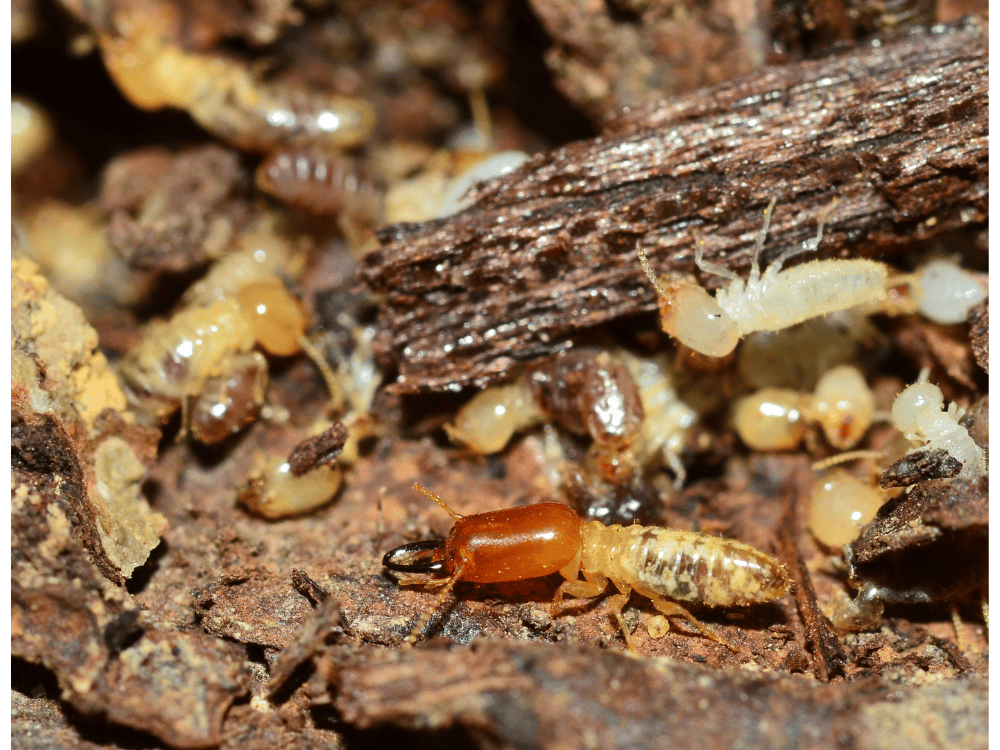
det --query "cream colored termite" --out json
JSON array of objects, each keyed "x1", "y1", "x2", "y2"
[
  {"x1": 637, "y1": 198, "x2": 890, "y2": 357},
  {"x1": 890, "y1": 369, "x2": 987, "y2": 481},
  {"x1": 732, "y1": 365, "x2": 876, "y2": 451}
]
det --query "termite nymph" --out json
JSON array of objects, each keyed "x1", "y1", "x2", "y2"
[
  {"x1": 637, "y1": 197, "x2": 890, "y2": 357},
  {"x1": 384, "y1": 483, "x2": 791, "y2": 650}
]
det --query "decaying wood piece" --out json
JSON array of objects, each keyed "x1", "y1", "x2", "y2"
[
  {"x1": 363, "y1": 19, "x2": 987, "y2": 394},
  {"x1": 335, "y1": 639, "x2": 988, "y2": 750}
]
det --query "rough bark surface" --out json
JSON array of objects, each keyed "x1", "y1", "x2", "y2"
[{"x1": 364, "y1": 20, "x2": 987, "y2": 393}]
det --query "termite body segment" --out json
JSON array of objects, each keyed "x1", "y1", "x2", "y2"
[
  {"x1": 637, "y1": 198, "x2": 890, "y2": 357},
  {"x1": 384, "y1": 484, "x2": 791, "y2": 649}
]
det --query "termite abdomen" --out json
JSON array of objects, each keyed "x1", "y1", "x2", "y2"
[
  {"x1": 255, "y1": 148, "x2": 382, "y2": 223},
  {"x1": 593, "y1": 525, "x2": 791, "y2": 607}
]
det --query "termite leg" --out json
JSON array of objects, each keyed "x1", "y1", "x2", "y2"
[
  {"x1": 552, "y1": 570, "x2": 610, "y2": 616},
  {"x1": 693, "y1": 235, "x2": 739, "y2": 282},
  {"x1": 646, "y1": 594, "x2": 737, "y2": 652},
  {"x1": 297, "y1": 334, "x2": 345, "y2": 413},
  {"x1": 403, "y1": 560, "x2": 466, "y2": 646},
  {"x1": 770, "y1": 197, "x2": 839, "y2": 273},
  {"x1": 176, "y1": 396, "x2": 192, "y2": 443},
  {"x1": 949, "y1": 604, "x2": 968, "y2": 653},
  {"x1": 605, "y1": 583, "x2": 637, "y2": 651}
]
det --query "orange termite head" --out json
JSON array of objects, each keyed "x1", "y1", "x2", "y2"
[{"x1": 384, "y1": 484, "x2": 584, "y2": 585}]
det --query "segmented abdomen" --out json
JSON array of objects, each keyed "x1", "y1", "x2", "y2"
[
  {"x1": 584, "y1": 523, "x2": 790, "y2": 606},
  {"x1": 734, "y1": 259, "x2": 887, "y2": 334}
]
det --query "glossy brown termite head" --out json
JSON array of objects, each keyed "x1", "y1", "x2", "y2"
[{"x1": 383, "y1": 483, "x2": 582, "y2": 644}]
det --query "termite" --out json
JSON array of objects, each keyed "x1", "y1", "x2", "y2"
[
  {"x1": 732, "y1": 364, "x2": 876, "y2": 451},
  {"x1": 383, "y1": 483, "x2": 791, "y2": 649},
  {"x1": 636, "y1": 197, "x2": 890, "y2": 357},
  {"x1": 254, "y1": 147, "x2": 383, "y2": 229},
  {"x1": 901, "y1": 256, "x2": 988, "y2": 325},
  {"x1": 119, "y1": 273, "x2": 342, "y2": 441},
  {"x1": 888, "y1": 369, "x2": 987, "y2": 481},
  {"x1": 97, "y1": 8, "x2": 375, "y2": 153}
]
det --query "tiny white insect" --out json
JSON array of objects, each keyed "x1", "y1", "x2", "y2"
[
  {"x1": 732, "y1": 364, "x2": 876, "y2": 452},
  {"x1": 637, "y1": 197, "x2": 890, "y2": 357},
  {"x1": 890, "y1": 369, "x2": 987, "y2": 481},
  {"x1": 906, "y1": 256, "x2": 987, "y2": 325}
]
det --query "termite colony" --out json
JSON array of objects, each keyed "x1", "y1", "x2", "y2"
[
  {"x1": 12, "y1": 0, "x2": 986, "y2": 681},
  {"x1": 383, "y1": 195, "x2": 986, "y2": 649}
]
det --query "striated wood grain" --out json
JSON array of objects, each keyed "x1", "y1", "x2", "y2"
[{"x1": 362, "y1": 19, "x2": 987, "y2": 394}]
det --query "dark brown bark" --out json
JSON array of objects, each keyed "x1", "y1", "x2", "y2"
[{"x1": 363, "y1": 19, "x2": 987, "y2": 394}]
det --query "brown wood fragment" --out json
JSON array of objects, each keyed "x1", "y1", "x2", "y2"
[
  {"x1": 363, "y1": 19, "x2": 987, "y2": 393},
  {"x1": 335, "y1": 639, "x2": 987, "y2": 750},
  {"x1": 287, "y1": 421, "x2": 348, "y2": 476},
  {"x1": 968, "y1": 298, "x2": 988, "y2": 372},
  {"x1": 880, "y1": 447, "x2": 963, "y2": 488},
  {"x1": 846, "y1": 478, "x2": 987, "y2": 605}
]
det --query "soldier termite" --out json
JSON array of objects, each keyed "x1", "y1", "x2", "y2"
[
  {"x1": 636, "y1": 197, "x2": 890, "y2": 357},
  {"x1": 383, "y1": 483, "x2": 791, "y2": 650}
]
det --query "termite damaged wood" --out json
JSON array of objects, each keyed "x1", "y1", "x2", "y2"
[{"x1": 362, "y1": 18, "x2": 986, "y2": 394}]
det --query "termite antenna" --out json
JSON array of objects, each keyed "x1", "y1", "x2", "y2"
[
  {"x1": 772, "y1": 196, "x2": 841, "y2": 271},
  {"x1": 749, "y1": 196, "x2": 779, "y2": 277},
  {"x1": 413, "y1": 482, "x2": 464, "y2": 521},
  {"x1": 636, "y1": 243, "x2": 669, "y2": 299},
  {"x1": 468, "y1": 88, "x2": 495, "y2": 152},
  {"x1": 812, "y1": 449, "x2": 885, "y2": 471},
  {"x1": 297, "y1": 334, "x2": 345, "y2": 413},
  {"x1": 176, "y1": 397, "x2": 191, "y2": 443},
  {"x1": 403, "y1": 562, "x2": 465, "y2": 646}
]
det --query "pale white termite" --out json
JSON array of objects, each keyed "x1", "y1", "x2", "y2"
[
  {"x1": 732, "y1": 365, "x2": 876, "y2": 451},
  {"x1": 807, "y1": 469, "x2": 886, "y2": 548},
  {"x1": 890, "y1": 370, "x2": 987, "y2": 481},
  {"x1": 906, "y1": 256, "x2": 988, "y2": 324},
  {"x1": 636, "y1": 197, "x2": 890, "y2": 357}
]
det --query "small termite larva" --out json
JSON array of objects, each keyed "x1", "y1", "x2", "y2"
[
  {"x1": 889, "y1": 370, "x2": 987, "y2": 481},
  {"x1": 906, "y1": 256, "x2": 988, "y2": 325},
  {"x1": 732, "y1": 364, "x2": 876, "y2": 451},
  {"x1": 383, "y1": 483, "x2": 791, "y2": 649},
  {"x1": 807, "y1": 469, "x2": 886, "y2": 548},
  {"x1": 637, "y1": 197, "x2": 890, "y2": 357},
  {"x1": 238, "y1": 422, "x2": 348, "y2": 519}
]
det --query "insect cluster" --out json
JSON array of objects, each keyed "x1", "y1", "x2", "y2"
[
  {"x1": 12, "y1": 1, "x2": 986, "y2": 690},
  {"x1": 383, "y1": 196, "x2": 986, "y2": 650}
]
